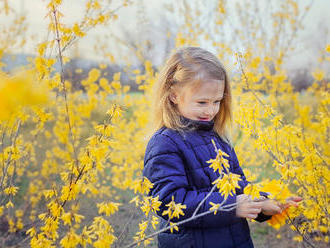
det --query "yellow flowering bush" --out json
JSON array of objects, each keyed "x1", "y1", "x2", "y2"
[{"x1": 0, "y1": 0, "x2": 328, "y2": 247}]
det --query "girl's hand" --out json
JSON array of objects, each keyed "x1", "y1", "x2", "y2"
[
  {"x1": 260, "y1": 199, "x2": 282, "y2": 216},
  {"x1": 258, "y1": 196, "x2": 302, "y2": 216},
  {"x1": 280, "y1": 196, "x2": 302, "y2": 210},
  {"x1": 236, "y1": 194, "x2": 263, "y2": 219}
]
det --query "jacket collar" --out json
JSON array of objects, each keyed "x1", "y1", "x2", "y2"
[{"x1": 180, "y1": 116, "x2": 214, "y2": 131}]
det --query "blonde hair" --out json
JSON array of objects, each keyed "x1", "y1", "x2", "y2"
[{"x1": 152, "y1": 47, "x2": 232, "y2": 141}]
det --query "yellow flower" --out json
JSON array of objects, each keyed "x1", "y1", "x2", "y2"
[
  {"x1": 312, "y1": 69, "x2": 325, "y2": 81},
  {"x1": 87, "y1": 68, "x2": 101, "y2": 83},
  {"x1": 140, "y1": 196, "x2": 162, "y2": 216},
  {"x1": 169, "y1": 222, "x2": 179, "y2": 233},
  {"x1": 206, "y1": 157, "x2": 222, "y2": 173},
  {"x1": 293, "y1": 235, "x2": 303, "y2": 242},
  {"x1": 97, "y1": 202, "x2": 121, "y2": 216},
  {"x1": 151, "y1": 216, "x2": 159, "y2": 229},
  {"x1": 72, "y1": 23, "x2": 85, "y2": 37},
  {"x1": 213, "y1": 173, "x2": 241, "y2": 199},
  {"x1": 131, "y1": 177, "x2": 153, "y2": 194},
  {"x1": 207, "y1": 140, "x2": 230, "y2": 174},
  {"x1": 26, "y1": 227, "x2": 37, "y2": 237},
  {"x1": 61, "y1": 212, "x2": 73, "y2": 226},
  {"x1": 209, "y1": 202, "x2": 221, "y2": 215},
  {"x1": 6, "y1": 201, "x2": 14, "y2": 208},
  {"x1": 260, "y1": 179, "x2": 291, "y2": 203},
  {"x1": 38, "y1": 42, "x2": 48, "y2": 56},
  {"x1": 106, "y1": 104, "x2": 123, "y2": 119},
  {"x1": 60, "y1": 229, "x2": 80, "y2": 248},
  {"x1": 60, "y1": 184, "x2": 79, "y2": 201},
  {"x1": 113, "y1": 72, "x2": 121, "y2": 81},
  {"x1": 48, "y1": 201, "x2": 63, "y2": 218},
  {"x1": 250, "y1": 57, "x2": 261, "y2": 69},
  {"x1": 4, "y1": 186, "x2": 19, "y2": 196},
  {"x1": 15, "y1": 210, "x2": 23, "y2": 218},
  {"x1": 130, "y1": 196, "x2": 140, "y2": 207},
  {"x1": 162, "y1": 196, "x2": 186, "y2": 219},
  {"x1": 243, "y1": 183, "x2": 262, "y2": 200},
  {"x1": 43, "y1": 189, "x2": 55, "y2": 199},
  {"x1": 0, "y1": 70, "x2": 48, "y2": 120},
  {"x1": 243, "y1": 169, "x2": 257, "y2": 182},
  {"x1": 16, "y1": 218, "x2": 24, "y2": 230}
]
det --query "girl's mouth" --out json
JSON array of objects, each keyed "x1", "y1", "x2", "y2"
[{"x1": 198, "y1": 117, "x2": 211, "y2": 121}]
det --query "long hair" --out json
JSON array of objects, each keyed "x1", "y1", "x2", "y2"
[{"x1": 151, "y1": 47, "x2": 232, "y2": 142}]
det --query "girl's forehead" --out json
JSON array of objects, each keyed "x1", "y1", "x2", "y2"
[
  {"x1": 188, "y1": 78, "x2": 224, "y2": 91},
  {"x1": 179, "y1": 78, "x2": 225, "y2": 98},
  {"x1": 193, "y1": 77, "x2": 224, "y2": 85}
]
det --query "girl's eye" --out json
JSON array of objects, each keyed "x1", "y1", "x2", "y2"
[{"x1": 197, "y1": 101, "x2": 207, "y2": 105}]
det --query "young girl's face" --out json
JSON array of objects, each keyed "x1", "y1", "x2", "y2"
[{"x1": 171, "y1": 79, "x2": 225, "y2": 122}]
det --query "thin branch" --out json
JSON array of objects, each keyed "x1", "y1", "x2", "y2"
[
  {"x1": 237, "y1": 54, "x2": 283, "y2": 124},
  {"x1": 192, "y1": 182, "x2": 218, "y2": 217},
  {"x1": 124, "y1": 202, "x2": 238, "y2": 248},
  {"x1": 60, "y1": 1, "x2": 133, "y2": 54},
  {"x1": 52, "y1": 7, "x2": 79, "y2": 172},
  {"x1": 286, "y1": 214, "x2": 316, "y2": 248},
  {"x1": 281, "y1": 0, "x2": 315, "y2": 60},
  {"x1": 0, "y1": 120, "x2": 21, "y2": 190},
  {"x1": 114, "y1": 208, "x2": 137, "y2": 248}
]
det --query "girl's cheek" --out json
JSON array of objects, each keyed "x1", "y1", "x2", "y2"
[{"x1": 192, "y1": 106, "x2": 202, "y2": 111}]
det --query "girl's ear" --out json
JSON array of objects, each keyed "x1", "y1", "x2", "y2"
[{"x1": 169, "y1": 91, "x2": 178, "y2": 104}]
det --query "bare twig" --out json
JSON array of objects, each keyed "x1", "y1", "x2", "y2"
[
  {"x1": 192, "y1": 183, "x2": 218, "y2": 217},
  {"x1": 114, "y1": 208, "x2": 137, "y2": 248},
  {"x1": 60, "y1": 1, "x2": 133, "y2": 54},
  {"x1": 124, "y1": 202, "x2": 237, "y2": 248},
  {"x1": 281, "y1": 0, "x2": 315, "y2": 60}
]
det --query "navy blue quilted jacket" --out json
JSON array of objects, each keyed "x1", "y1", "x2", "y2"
[{"x1": 143, "y1": 118, "x2": 270, "y2": 248}]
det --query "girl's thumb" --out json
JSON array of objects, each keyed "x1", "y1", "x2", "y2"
[{"x1": 287, "y1": 196, "x2": 302, "y2": 202}]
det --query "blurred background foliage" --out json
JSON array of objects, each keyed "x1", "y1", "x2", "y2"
[{"x1": 0, "y1": 0, "x2": 329, "y2": 247}]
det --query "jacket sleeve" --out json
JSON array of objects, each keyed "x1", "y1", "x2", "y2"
[
  {"x1": 143, "y1": 133, "x2": 238, "y2": 229},
  {"x1": 230, "y1": 146, "x2": 272, "y2": 222}
]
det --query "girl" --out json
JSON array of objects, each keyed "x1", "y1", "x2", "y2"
[{"x1": 143, "y1": 47, "x2": 283, "y2": 248}]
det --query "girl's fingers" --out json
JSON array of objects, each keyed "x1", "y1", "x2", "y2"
[
  {"x1": 274, "y1": 206, "x2": 282, "y2": 213},
  {"x1": 249, "y1": 201, "x2": 263, "y2": 209},
  {"x1": 244, "y1": 207, "x2": 261, "y2": 215},
  {"x1": 247, "y1": 214, "x2": 258, "y2": 219},
  {"x1": 290, "y1": 196, "x2": 302, "y2": 202},
  {"x1": 268, "y1": 205, "x2": 282, "y2": 213},
  {"x1": 237, "y1": 194, "x2": 250, "y2": 202},
  {"x1": 286, "y1": 196, "x2": 302, "y2": 202},
  {"x1": 281, "y1": 197, "x2": 302, "y2": 209},
  {"x1": 238, "y1": 194, "x2": 254, "y2": 203},
  {"x1": 285, "y1": 202, "x2": 298, "y2": 208},
  {"x1": 251, "y1": 208, "x2": 262, "y2": 214}
]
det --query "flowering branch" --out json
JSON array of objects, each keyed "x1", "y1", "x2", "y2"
[{"x1": 125, "y1": 202, "x2": 238, "y2": 248}]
